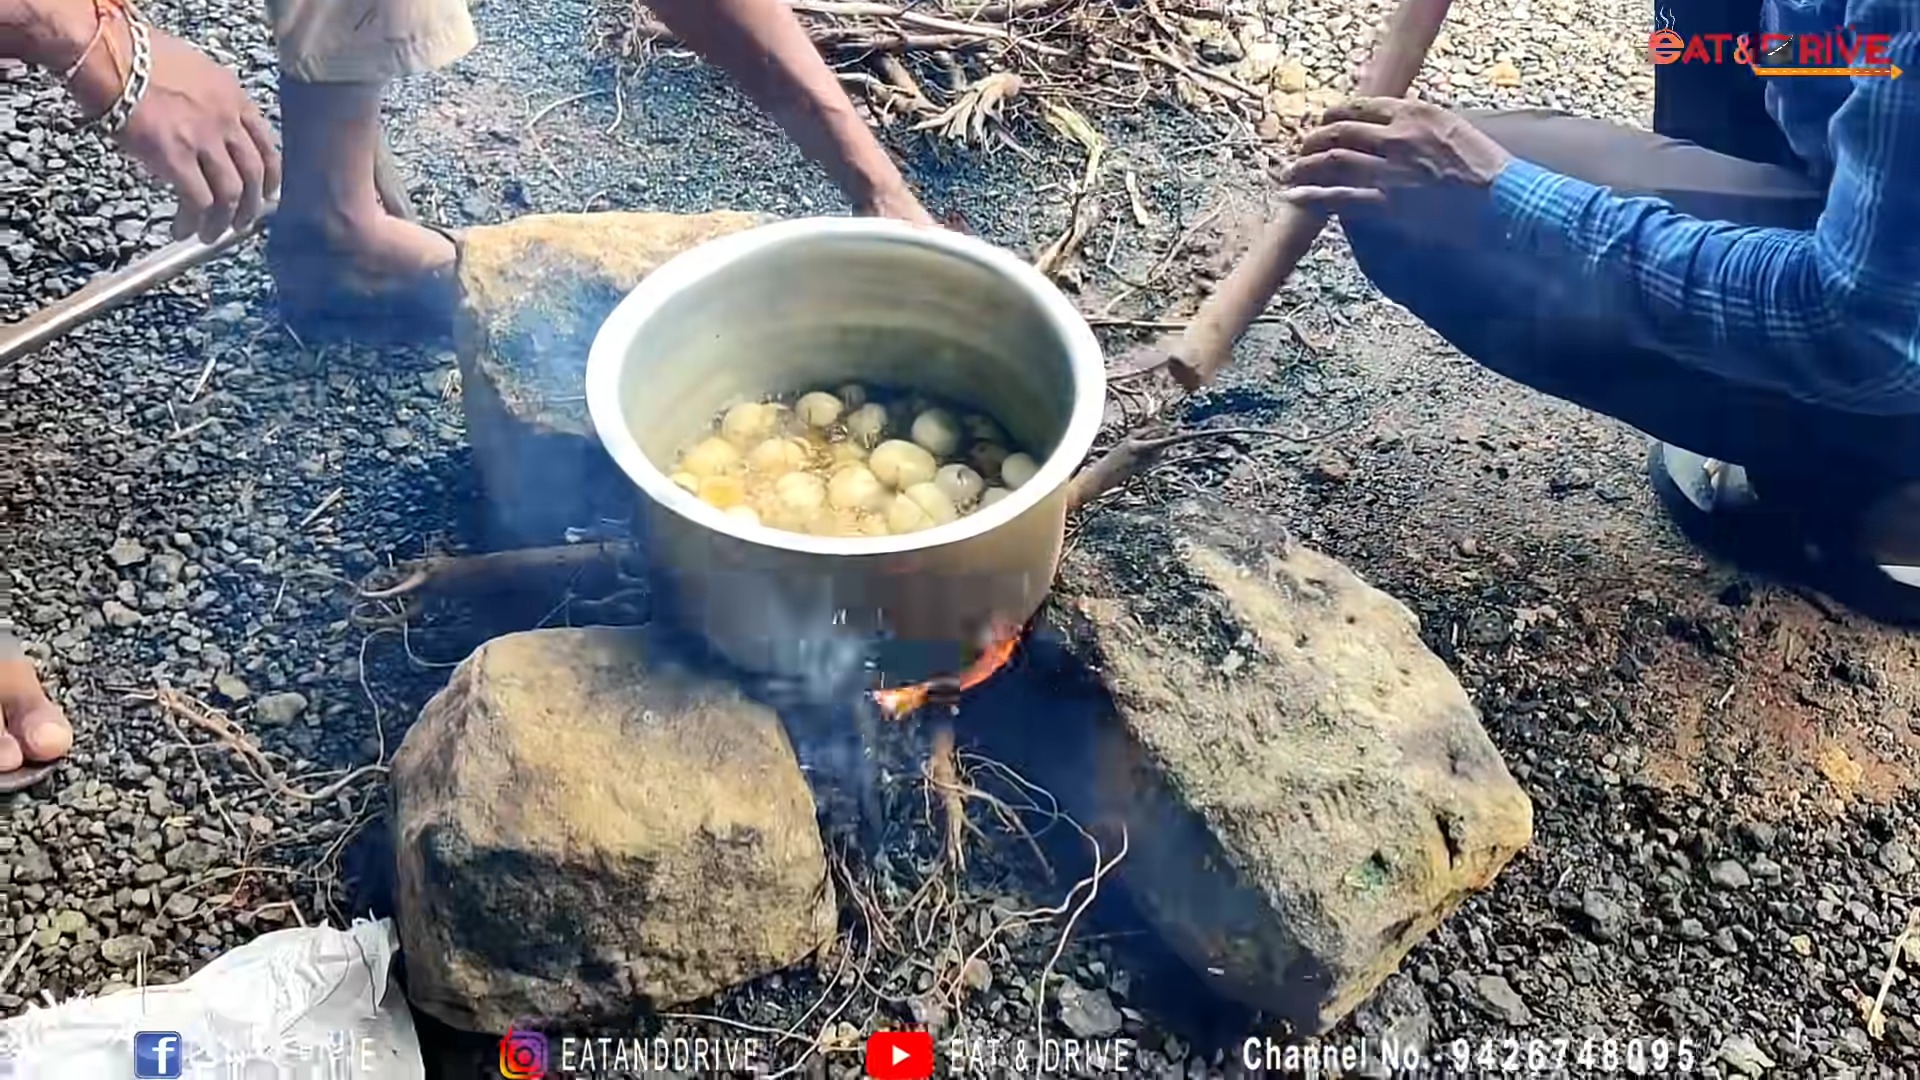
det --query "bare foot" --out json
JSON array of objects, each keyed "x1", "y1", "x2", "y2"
[
  {"x1": 267, "y1": 207, "x2": 460, "y2": 344},
  {"x1": 0, "y1": 653, "x2": 72, "y2": 792},
  {"x1": 275, "y1": 207, "x2": 455, "y2": 284}
]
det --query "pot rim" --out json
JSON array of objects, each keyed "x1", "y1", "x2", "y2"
[{"x1": 585, "y1": 216, "x2": 1107, "y2": 557}]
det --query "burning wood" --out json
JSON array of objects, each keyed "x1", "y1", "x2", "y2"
[{"x1": 870, "y1": 619, "x2": 1024, "y2": 720}]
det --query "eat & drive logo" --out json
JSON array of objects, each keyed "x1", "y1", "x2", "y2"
[
  {"x1": 1646, "y1": 7, "x2": 1899, "y2": 77},
  {"x1": 865, "y1": 1031, "x2": 934, "y2": 1079}
]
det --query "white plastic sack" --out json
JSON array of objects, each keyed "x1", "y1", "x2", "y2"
[{"x1": 0, "y1": 918, "x2": 422, "y2": 1079}]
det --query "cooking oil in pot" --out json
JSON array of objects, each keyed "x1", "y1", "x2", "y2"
[{"x1": 667, "y1": 382, "x2": 1037, "y2": 539}]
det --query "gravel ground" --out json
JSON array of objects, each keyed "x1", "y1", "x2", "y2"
[{"x1": 4, "y1": 0, "x2": 1918, "y2": 1077}]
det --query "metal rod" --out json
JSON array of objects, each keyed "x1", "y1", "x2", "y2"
[
  {"x1": 0, "y1": 205, "x2": 276, "y2": 368},
  {"x1": 0, "y1": 137, "x2": 416, "y2": 366}
]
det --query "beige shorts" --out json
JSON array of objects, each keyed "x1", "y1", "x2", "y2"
[{"x1": 267, "y1": 0, "x2": 478, "y2": 83}]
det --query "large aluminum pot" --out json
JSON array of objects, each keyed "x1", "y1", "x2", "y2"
[{"x1": 585, "y1": 217, "x2": 1105, "y2": 686}]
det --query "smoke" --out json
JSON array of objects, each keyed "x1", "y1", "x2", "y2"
[
  {"x1": 465, "y1": 250, "x2": 958, "y2": 840},
  {"x1": 647, "y1": 566, "x2": 893, "y2": 835},
  {"x1": 462, "y1": 262, "x2": 644, "y2": 550},
  {"x1": 757, "y1": 597, "x2": 926, "y2": 842}
]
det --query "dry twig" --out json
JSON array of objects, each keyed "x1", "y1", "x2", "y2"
[
  {"x1": 298, "y1": 487, "x2": 343, "y2": 530},
  {"x1": 1068, "y1": 422, "x2": 1339, "y2": 510},
  {"x1": 1033, "y1": 820, "x2": 1128, "y2": 1047},
  {"x1": 0, "y1": 935, "x2": 33, "y2": 992},
  {"x1": 648, "y1": 740, "x2": 1122, "y2": 1072},
  {"x1": 356, "y1": 541, "x2": 636, "y2": 601},
  {"x1": 927, "y1": 721, "x2": 968, "y2": 871},
  {"x1": 600, "y1": 0, "x2": 1261, "y2": 149},
  {"x1": 914, "y1": 72, "x2": 1025, "y2": 143},
  {"x1": 1866, "y1": 907, "x2": 1920, "y2": 1039},
  {"x1": 148, "y1": 687, "x2": 386, "y2": 806}
]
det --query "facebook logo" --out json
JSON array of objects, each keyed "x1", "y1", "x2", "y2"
[{"x1": 133, "y1": 1032, "x2": 185, "y2": 1079}]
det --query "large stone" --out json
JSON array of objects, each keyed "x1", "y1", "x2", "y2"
[
  {"x1": 390, "y1": 626, "x2": 835, "y2": 1033},
  {"x1": 455, "y1": 211, "x2": 772, "y2": 544},
  {"x1": 985, "y1": 497, "x2": 1532, "y2": 1034}
]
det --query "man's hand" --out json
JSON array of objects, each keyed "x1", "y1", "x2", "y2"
[
  {"x1": 644, "y1": 0, "x2": 930, "y2": 229},
  {"x1": 857, "y1": 186, "x2": 936, "y2": 227},
  {"x1": 67, "y1": 18, "x2": 280, "y2": 243},
  {"x1": 1276, "y1": 97, "x2": 1512, "y2": 212}
]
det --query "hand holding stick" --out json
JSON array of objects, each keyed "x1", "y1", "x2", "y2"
[
  {"x1": 1166, "y1": 0, "x2": 1454, "y2": 391},
  {"x1": 1067, "y1": 0, "x2": 1454, "y2": 512},
  {"x1": 1159, "y1": 0, "x2": 1459, "y2": 390}
]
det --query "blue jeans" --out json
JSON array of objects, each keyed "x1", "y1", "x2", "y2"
[{"x1": 1340, "y1": 104, "x2": 1920, "y2": 521}]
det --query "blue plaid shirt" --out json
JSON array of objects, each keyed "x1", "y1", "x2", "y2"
[{"x1": 1488, "y1": 0, "x2": 1920, "y2": 415}]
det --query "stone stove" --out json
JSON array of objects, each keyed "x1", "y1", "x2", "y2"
[{"x1": 383, "y1": 209, "x2": 1537, "y2": 1053}]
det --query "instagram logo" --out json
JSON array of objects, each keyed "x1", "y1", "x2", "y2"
[{"x1": 498, "y1": 1027, "x2": 548, "y2": 1079}]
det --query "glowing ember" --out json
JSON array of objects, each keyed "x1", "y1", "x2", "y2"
[{"x1": 870, "y1": 620, "x2": 1025, "y2": 721}]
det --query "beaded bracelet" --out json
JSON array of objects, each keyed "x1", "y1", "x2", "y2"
[
  {"x1": 56, "y1": 0, "x2": 131, "y2": 84},
  {"x1": 55, "y1": 6, "x2": 116, "y2": 84},
  {"x1": 77, "y1": 6, "x2": 152, "y2": 137}
]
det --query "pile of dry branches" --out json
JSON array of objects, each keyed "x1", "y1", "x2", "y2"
[
  {"x1": 596, "y1": 0, "x2": 1264, "y2": 147},
  {"x1": 663, "y1": 744, "x2": 1130, "y2": 1077}
]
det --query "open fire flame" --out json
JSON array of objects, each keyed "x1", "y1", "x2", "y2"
[{"x1": 870, "y1": 619, "x2": 1025, "y2": 721}]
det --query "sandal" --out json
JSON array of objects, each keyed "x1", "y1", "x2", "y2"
[
  {"x1": 0, "y1": 761, "x2": 56, "y2": 794},
  {"x1": 1648, "y1": 440, "x2": 1920, "y2": 626}
]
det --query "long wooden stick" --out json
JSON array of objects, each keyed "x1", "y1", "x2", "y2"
[
  {"x1": 1164, "y1": 0, "x2": 1455, "y2": 390},
  {"x1": 358, "y1": 542, "x2": 634, "y2": 600}
]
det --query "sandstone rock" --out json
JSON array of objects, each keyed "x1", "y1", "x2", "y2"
[
  {"x1": 455, "y1": 211, "x2": 773, "y2": 544},
  {"x1": 1186, "y1": 19, "x2": 1244, "y2": 65},
  {"x1": 1003, "y1": 497, "x2": 1532, "y2": 1033},
  {"x1": 1274, "y1": 58, "x2": 1312, "y2": 93},
  {"x1": 1240, "y1": 41, "x2": 1284, "y2": 84},
  {"x1": 390, "y1": 627, "x2": 835, "y2": 1033},
  {"x1": 1267, "y1": 91, "x2": 1312, "y2": 131}
]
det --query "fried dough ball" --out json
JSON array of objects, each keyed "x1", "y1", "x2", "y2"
[
  {"x1": 934, "y1": 463, "x2": 984, "y2": 508},
  {"x1": 795, "y1": 391, "x2": 844, "y2": 428},
  {"x1": 828, "y1": 465, "x2": 890, "y2": 512},
  {"x1": 748, "y1": 437, "x2": 811, "y2": 476},
  {"x1": 1000, "y1": 452, "x2": 1039, "y2": 490},
  {"x1": 720, "y1": 402, "x2": 780, "y2": 447},
  {"x1": 910, "y1": 408, "x2": 962, "y2": 458},
  {"x1": 902, "y1": 482, "x2": 959, "y2": 526},
  {"x1": 885, "y1": 492, "x2": 934, "y2": 534},
  {"x1": 775, "y1": 472, "x2": 829, "y2": 515},
  {"x1": 869, "y1": 440, "x2": 938, "y2": 489},
  {"x1": 680, "y1": 437, "x2": 742, "y2": 478},
  {"x1": 846, "y1": 403, "x2": 889, "y2": 447}
]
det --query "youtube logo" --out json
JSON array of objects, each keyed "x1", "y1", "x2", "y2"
[{"x1": 864, "y1": 1030, "x2": 934, "y2": 1079}]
